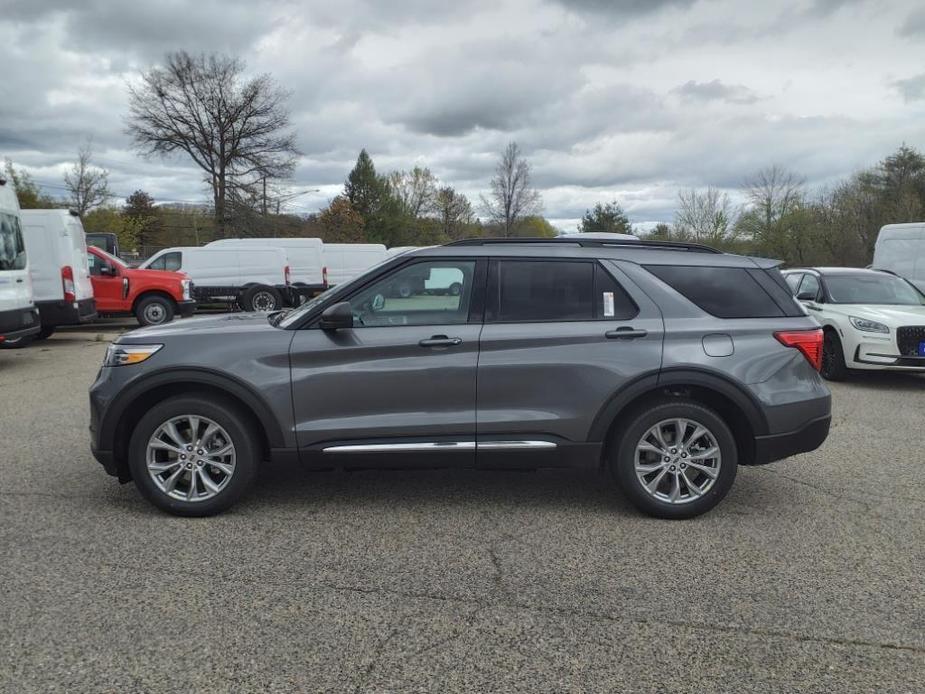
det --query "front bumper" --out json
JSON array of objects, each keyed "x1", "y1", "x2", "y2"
[
  {"x1": 753, "y1": 414, "x2": 831, "y2": 465},
  {"x1": 178, "y1": 299, "x2": 197, "y2": 318},
  {"x1": 36, "y1": 298, "x2": 97, "y2": 327},
  {"x1": 0, "y1": 306, "x2": 40, "y2": 341}
]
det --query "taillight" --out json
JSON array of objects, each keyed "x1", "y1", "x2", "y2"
[
  {"x1": 322, "y1": 266, "x2": 328, "y2": 288},
  {"x1": 284, "y1": 265, "x2": 291, "y2": 286},
  {"x1": 62, "y1": 266, "x2": 76, "y2": 303},
  {"x1": 775, "y1": 329, "x2": 824, "y2": 371}
]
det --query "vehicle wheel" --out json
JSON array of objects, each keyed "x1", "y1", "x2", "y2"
[
  {"x1": 135, "y1": 295, "x2": 175, "y2": 326},
  {"x1": 36, "y1": 326, "x2": 55, "y2": 340},
  {"x1": 397, "y1": 282, "x2": 413, "y2": 299},
  {"x1": 0, "y1": 335, "x2": 33, "y2": 349},
  {"x1": 610, "y1": 400, "x2": 737, "y2": 519},
  {"x1": 449, "y1": 282, "x2": 463, "y2": 296},
  {"x1": 820, "y1": 329, "x2": 848, "y2": 381},
  {"x1": 241, "y1": 286, "x2": 281, "y2": 312},
  {"x1": 128, "y1": 395, "x2": 259, "y2": 517}
]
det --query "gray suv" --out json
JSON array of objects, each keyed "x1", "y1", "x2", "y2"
[{"x1": 90, "y1": 238, "x2": 831, "y2": 519}]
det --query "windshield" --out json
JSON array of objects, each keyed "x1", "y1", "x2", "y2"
[
  {"x1": 826, "y1": 274, "x2": 925, "y2": 305},
  {"x1": 92, "y1": 247, "x2": 127, "y2": 268},
  {"x1": 0, "y1": 212, "x2": 27, "y2": 271}
]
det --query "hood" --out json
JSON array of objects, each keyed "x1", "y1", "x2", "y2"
[
  {"x1": 832, "y1": 304, "x2": 925, "y2": 326},
  {"x1": 124, "y1": 267, "x2": 187, "y2": 284},
  {"x1": 119, "y1": 311, "x2": 278, "y2": 342}
]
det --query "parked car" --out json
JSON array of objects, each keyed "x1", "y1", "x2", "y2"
[
  {"x1": 0, "y1": 178, "x2": 40, "y2": 347},
  {"x1": 90, "y1": 237, "x2": 831, "y2": 519},
  {"x1": 20, "y1": 209, "x2": 97, "y2": 339},
  {"x1": 322, "y1": 243, "x2": 388, "y2": 286},
  {"x1": 87, "y1": 246, "x2": 195, "y2": 326},
  {"x1": 207, "y1": 237, "x2": 326, "y2": 301},
  {"x1": 782, "y1": 266, "x2": 925, "y2": 380},
  {"x1": 85, "y1": 232, "x2": 121, "y2": 258},
  {"x1": 872, "y1": 222, "x2": 925, "y2": 292},
  {"x1": 139, "y1": 246, "x2": 289, "y2": 312}
]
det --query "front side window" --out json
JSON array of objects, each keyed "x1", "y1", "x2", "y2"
[
  {"x1": 0, "y1": 212, "x2": 26, "y2": 271},
  {"x1": 349, "y1": 260, "x2": 476, "y2": 327},
  {"x1": 148, "y1": 252, "x2": 181, "y2": 272}
]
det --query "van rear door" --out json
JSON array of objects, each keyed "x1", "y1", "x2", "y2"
[{"x1": 65, "y1": 215, "x2": 94, "y2": 301}]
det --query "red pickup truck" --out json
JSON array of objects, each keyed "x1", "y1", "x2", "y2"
[{"x1": 87, "y1": 246, "x2": 195, "y2": 326}]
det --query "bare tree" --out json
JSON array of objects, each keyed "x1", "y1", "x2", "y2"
[
  {"x1": 481, "y1": 142, "x2": 541, "y2": 236},
  {"x1": 674, "y1": 187, "x2": 737, "y2": 243},
  {"x1": 389, "y1": 166, "x2": 437, "y2": 218},
  {"x1": 63, "y1": 141, "x2": 111, "y2": 216},
  {"x1": 434, "y1": 186, "x2": 473, "y2": 239},
  {"x1": 126, "y1": 51, "x2": 299, "y2": 237}
]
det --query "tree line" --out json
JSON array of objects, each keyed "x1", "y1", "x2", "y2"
[{"x1": 3, "y1": 49, "x2": 924, "y2": 266}]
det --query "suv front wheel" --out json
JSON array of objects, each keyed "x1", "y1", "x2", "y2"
[
  {"x1": 128, "y1": 395, "x2": 259, "y2": 516},
  {"x1": 611, "y1": 400, "x2": 737, "y2": 519}
]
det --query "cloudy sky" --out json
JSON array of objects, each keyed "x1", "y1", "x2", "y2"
[{"x1": 1, "y1": 0, "x2": 924, "y2": 230}]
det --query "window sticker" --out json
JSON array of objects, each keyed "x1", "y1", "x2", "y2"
[{"x1": 603, "y1": 291, "x2": 615, "y2": 317}]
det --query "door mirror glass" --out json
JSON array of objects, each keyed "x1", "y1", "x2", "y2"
[
  {"x1": 796, "y1": 290, "x2": 816, "y2": 301},
  {"x1": 320, "y1": 301, "x2": 354, "y2": 330}
]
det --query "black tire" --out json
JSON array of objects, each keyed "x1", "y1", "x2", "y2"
[
  {"x1": 397, "y1": 282, "x2": 413, "y2": 299},
  {"x1": 820, "y1": 329, "x2": 848, "y2": 381},
  {"x1": 241, "y1": 285, "x2": 281, "y2": 312},
  {"x1": 134, "y1": 294, "x2": 175, "y2": 326},
  {"x1": 0, "y1": 335, "x2": 34, "y2": 349},
  {"x1": 36, "y1": 326, "x2": 55, "y2": 340},
  {"x1": 128, "y1": 395, "x2": 260, "y2": 517},
  {"x1": 610, "y1": 399, "x2": 738, "y2": 520},
  {"x1": 448, "y1": 282, "x2": 463, "y2": 296}
]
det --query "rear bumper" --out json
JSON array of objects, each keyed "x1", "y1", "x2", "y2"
[
  {"x1": 753, "y1": 414, "x2": 831, "y2": 465},
  {"x1": 36, "y1": 298, "x2": 97, "y2": 326},
  {"x1": 0, "y1": 306, "x2": 40, "y2": 341}
]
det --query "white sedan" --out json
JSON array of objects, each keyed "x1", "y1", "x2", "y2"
[{"x1": 782, "y1": 267, "x2": 925, "y2": 380}]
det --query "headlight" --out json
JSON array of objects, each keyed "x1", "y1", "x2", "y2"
[
  {"x1": 849, "y1": 316, "x2": 889, "y2": 334},
  {"x1": 103, "y1": 343, "x2": 163, "y2": 367},
  {"x1": 181, "y1": 279, "x2": 192, "y2": 301}
]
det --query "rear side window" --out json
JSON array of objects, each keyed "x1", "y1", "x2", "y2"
[
  {"x1": 489, "y1": 260, "x2": 636, "y2": 322},
  {"x1": 645, "y1": 265, "x2": 785, "y2": 318}
]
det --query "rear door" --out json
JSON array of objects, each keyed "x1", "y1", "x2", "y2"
[
  {"x1": 476, "y1": 257, "x2": 664, "y2": 464},
  {"x1": 65, "y1": 215, "x2": 94, "y2": 301}
]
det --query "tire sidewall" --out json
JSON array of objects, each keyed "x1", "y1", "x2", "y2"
[
  {"x1": 821, "y1": 330, "x2": 847, "y2": 381},
  {"x1": 244, "y1": 286, "x2": 281, "y2": 312},
  {"x1": 128, "y1": 396, "x2": 259, "y2": 516},
  {"x1": 612, "y1": 401, "x2": 738, "y2": 519}
]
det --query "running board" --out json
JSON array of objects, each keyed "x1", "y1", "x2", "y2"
[{"x1": 322, "y1": 440, "x2": 556, "y2": 453}]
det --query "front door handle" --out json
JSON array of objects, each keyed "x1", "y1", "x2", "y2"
[
  {"x1": 605, "y1": 327, "x2": 648, "y2": 340},
  {"x1": 419, "y1": 335, "x2": 463, "y2": 347}
]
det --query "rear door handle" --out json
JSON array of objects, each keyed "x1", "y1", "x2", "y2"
[
  {"x1": 419, "y1": 335, "x2": 463, "y2": 347},
  {"x1": 605, "y1": 327, "x2": 648, "y2": 340}
]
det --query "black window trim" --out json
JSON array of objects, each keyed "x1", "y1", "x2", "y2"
[{"x1": 485, "y1": 256, "x2": 639, "y2": 325}]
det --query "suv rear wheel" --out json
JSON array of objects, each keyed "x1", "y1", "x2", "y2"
[
  {"x1": 128, "y1": 395, "x2": 259, "y2": 516},
  {"x1": 611, "y1": 400, "x2": 737, "y2": 519}
]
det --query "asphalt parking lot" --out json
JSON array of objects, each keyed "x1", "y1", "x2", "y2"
[{"x1": 1, "y1": 329, "x2": 923, "y2": 693}]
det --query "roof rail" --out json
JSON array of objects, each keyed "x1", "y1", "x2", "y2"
[{"x1": 444, "y1": 237, "x2": 722, "y2": 254}]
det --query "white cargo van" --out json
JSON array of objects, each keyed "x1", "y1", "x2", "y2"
[
  {"x1": 206, "y1": 237, "x2": 326, "y2": 300},
  {"x1": 140, "y1": 246, "x2": 290, "y2": 311},
  {"x1": 873, "y1": 223, "x2": 925, "y2": 291},
  {"x1": 323, "y1": 243, "x2": 388, "y2": 286},
  {"x1": 0, "y1": 178, "x2": 40, "y2": 347},
  {"x1": 19, "y1": 209, "x2": 97, "y2": 337}
]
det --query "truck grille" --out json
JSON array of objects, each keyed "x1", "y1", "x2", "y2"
[{"x1": 896, "y1": 326, "x2": 925, "y2": 356}]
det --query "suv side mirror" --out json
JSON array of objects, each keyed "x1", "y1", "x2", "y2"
[
  {"x1": 796, "y1": 290, "x2": 816, "y2": 301},
  {"x1": 320, "y1": 301, "x2": 354, "y2": 331}
]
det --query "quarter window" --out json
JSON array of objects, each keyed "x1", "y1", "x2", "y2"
[
  {"x1": 348, "y1": 260, "x2": 476, "y2": 327},
  {"x1": 645, "y1": 265, "x2": 785, "y2": 318}
]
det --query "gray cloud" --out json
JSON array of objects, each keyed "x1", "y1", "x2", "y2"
[
  {"x1": 672, "y1": 79, "x2": 759, "y2": 105},
  {"x1": 0, "y1": 0, "x2": 922, "y2": 227}
]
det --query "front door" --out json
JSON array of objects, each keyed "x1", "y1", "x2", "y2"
[
  {"x1": 87, "y1": 251, "x2": 124, "y2": 313},
  {"x1": 290, "y1": 257, "x2": 485, "y2": 466},
  {"x1": 476, "y1": 257, "x2": 664, "y2": 465}
]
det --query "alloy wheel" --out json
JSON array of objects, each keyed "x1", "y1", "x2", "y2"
[
  {"x1": 146, "y1": 415, "x2": 236, "y2": 502},
  {"x1": 252, "y1": 291, "x2": 277, "y2": 311},
  {"x1": 634, "y1": 417, "x2": 722, "y2": 505}
]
